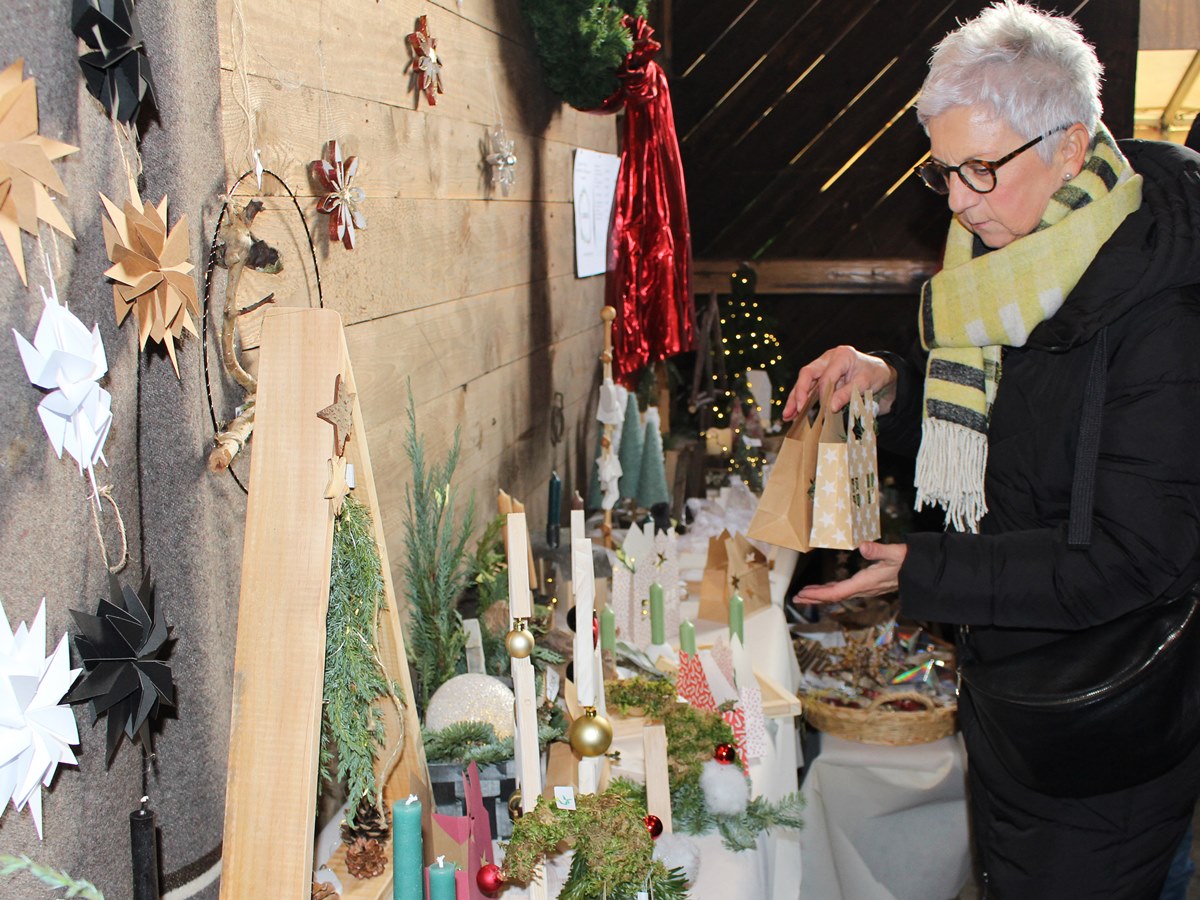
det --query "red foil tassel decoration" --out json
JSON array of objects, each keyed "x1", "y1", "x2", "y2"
[{"x1": 596, "y1": 17, "x2": 695, "y2": 387}]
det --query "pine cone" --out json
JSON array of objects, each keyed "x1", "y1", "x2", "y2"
[
  {"x1": 341, "y1": 797, "x2": 391, "y2": 844},
  {"x1": 312, "y1": 880, "x2": 338, "y2": 899},
  {"x1": 345, "y1": 837, "x2": 387, "y2": 879}
]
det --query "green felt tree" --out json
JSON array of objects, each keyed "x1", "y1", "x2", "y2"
[
  {"x1": 401, "y1": 387, "x2": 475, "y2": 715},
  {"x1": 617, "y1": 392, "x2": 643, "y2": 502},
  {"x1": 637, "y1": 408, "x2": 669, "y2": 509}
]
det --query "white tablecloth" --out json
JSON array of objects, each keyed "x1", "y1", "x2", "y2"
[{"x1": 799, "y1": 735, "x2": 971, "y2": 900}]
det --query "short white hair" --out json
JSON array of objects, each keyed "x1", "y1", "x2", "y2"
[{"x1": 916, "y1": 1, "x2": 1103, "y2": 161}]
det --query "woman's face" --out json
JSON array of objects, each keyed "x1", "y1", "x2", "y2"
[{"x1": 927, "y1": 104, "x2": 1067, "y2": 249}]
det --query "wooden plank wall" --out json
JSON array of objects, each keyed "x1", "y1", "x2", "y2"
[
  {"x1": 214, "y1": 0, "x2": 615, "y2": 593},
  {"x1": 670, "y1": 0, "x2": 1138, "y2": 262}
]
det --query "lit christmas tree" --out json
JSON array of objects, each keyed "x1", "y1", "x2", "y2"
[{"x1": 710, "y1": 262, "x2": 788, "y2": 429}]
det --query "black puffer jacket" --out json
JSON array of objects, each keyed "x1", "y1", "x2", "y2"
[{"x1": 881, "y1": 140, "x2": 1200, "y2": 663}]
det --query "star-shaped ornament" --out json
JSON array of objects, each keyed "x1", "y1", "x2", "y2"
[
  {"x1": 407, "y1": 16, "x2": 443, "y2": 107},
  {"x1": 324, "y1": 455, "x2": 350, "y2": 514},
  {"x1": 316, "y1": 373, "x2": 355, "y2": 457}
]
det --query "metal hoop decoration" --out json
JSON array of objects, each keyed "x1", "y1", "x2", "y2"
[{"x1": 201, "y1": 168, "x2": 325, "y2": 493}]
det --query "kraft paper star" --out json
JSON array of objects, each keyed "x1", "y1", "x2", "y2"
[
  {"x1": 100, "y1": 179, "x2": 198, "y2": 377},
  {"x1": 0, "y1": 59, "x2": 78, "y2": 285},
  {"x1": 316, "y1": 373, "x2": 355, "y2": 457},
  {"x1": 0, "y1": 599, "x2": 81, "y2": 839}
]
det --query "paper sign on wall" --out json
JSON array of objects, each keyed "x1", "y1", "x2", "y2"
[{"x1": 573, "y1": 149, "x2": 621, "y2": 278}]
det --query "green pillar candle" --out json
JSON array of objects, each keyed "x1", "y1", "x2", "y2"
[
  {"x1": 428, "y1": 855, "x2": 457, "y2": 900},
  {"x1": 679, "y1": 619, "x2": 697, "y2": 656},
  {"x1": 600, "y1": 606, "x2": 616, "y2": 651},
  {"x1": 392, "y1": 795, "x2": 423, "y2": 900},
  {"x1": 649, "y1": 582, "x2": 666, "y2": 644},
  {"x1": 728, "y1": 592, "x2": 745, "y2": 644}
]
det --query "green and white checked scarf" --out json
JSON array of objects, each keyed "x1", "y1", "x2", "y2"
[{"x1": 915, "y1": 126, "x2": 1142, "y2": 532}]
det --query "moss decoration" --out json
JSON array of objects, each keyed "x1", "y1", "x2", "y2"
[{"x1": 519, "y1": 0, "x2": 649, "y2": 111}]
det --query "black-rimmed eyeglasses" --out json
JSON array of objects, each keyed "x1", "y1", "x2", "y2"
[{"x1": 914, "y1": 124, "x2": 1070, "y2": 195}]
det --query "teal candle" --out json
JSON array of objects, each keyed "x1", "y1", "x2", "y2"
[
  {"x1": 428, "y1": 856, "x2": 457, "y2": 900},
  {"x1": 392, "y1": 795, "x2": 423, "y2": 900},
  {"x1": 600, "y1": 606, "x2": 616, "y2": 651},
  {"x1": 728, "y1": 592, "x2": 745, "y2": 644},
  {"x1": 679, "y1": 619, "x2": 697, "y2": 656},
  {"x1": 650, "y1": 582, "x2": 665, "y2": 644}
]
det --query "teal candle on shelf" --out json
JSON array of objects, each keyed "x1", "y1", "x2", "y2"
[
  {"x1": 428, "y1": 855, "x2": 457, "y2": 900},
  {"x1": 728, "y1": 592, "x2": 745, "y2": 644},
  {"x1": 679, "y1": 619, "x2": 697, "y2": 656},
  {"x1": 600, "y1": 606, "x2": 616, "y2": 651},
  {"x1": 649, "y1": 582, "x2": 665, "y2": 644},
  {"x1": 392, "y1": 794, "x2": 423, "y2": 900}
]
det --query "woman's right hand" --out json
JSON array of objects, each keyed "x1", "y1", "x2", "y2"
[{"x1": 783, "y1": 345, "x2": 898, "y2": 420}]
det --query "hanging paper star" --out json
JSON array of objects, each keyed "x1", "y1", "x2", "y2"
[
  {"x1": 0, "y1": 599, "x2": 82, "y2": 839},
  {"x1": 407, "y1": 16, "x2": 443, "y2": 107},
  {"x1": 67, "y1": 570, "x2": 175, "y2": 766},
  {"x1": 100, "y1": 179, "x2": 199, "y2": 377},
  {"x1": 70, "y1": 0, "x2": 157, "y2": 125},
  {"x1": 485, "y1": 125, "x2": 517, "y2": 197},
  {"x1": 13, "y1": 281, "x2": 113, "y2": 486},
  {"x1": 0, "y1": 59, "x2": 78, "y2": 285},
  {"x1": 311, "y1": 140, "x2": 366, "y2": 250},
  {"x1": 316, "y1": 373, "x2": 355, "y2": 457}
]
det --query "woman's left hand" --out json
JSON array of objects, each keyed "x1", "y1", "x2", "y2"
[{"x1": 793, "y1": 541, "x2": 908, "y2": 605}]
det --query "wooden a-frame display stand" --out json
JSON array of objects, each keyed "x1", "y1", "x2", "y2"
[{"x1": 220, "y1": 308, "x2": 430, "y2": 899}]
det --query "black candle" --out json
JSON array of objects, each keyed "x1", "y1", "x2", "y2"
[
  {"x1": 546, "y1": 471, "x2": 562, "y2": 548},
  {"x1": 131, "y1": 796, "x2": 160, "y2": 900}
]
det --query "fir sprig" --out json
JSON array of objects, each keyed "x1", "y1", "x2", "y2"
[
  {"x1": 0, "y1": 855, "x2": 104, "y2": 899},
  {"x1": 422, "y1": 720, "x2": 565, "y2": 768},
  {"x1": 669, "y1": 781, "x2": 806, "y2": 852},
  {"x1": 401, "y1": 386, "x2": 475, "y2": 713},
  {"x1": 321, "y1": 494, "x2": 398, "y2": 825}
]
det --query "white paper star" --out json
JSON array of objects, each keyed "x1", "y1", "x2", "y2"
[
  {"x1": 820, "y1": 510, "x2": 835, "y2": 528},
  {"x1": 823, "y1": 447, "x2": 838, "y2": 464},
  {"x1": 0, "y1": 599, "x2": 81, "y2": 838},
  {"x1": 13, "y1": 282, "x2": 113, "y2": 486},
  {"x1": 821, "y1": 479, "x2": 837, "y2": 496},
  {"x1": 831, "y1": 529, "x2": 849, "y2": 546}
]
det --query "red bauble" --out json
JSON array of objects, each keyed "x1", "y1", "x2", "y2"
[
  {"x1": 714, "y1": 743, "x2": 737, "y2": 765},
  {"x1": 592, "y1": 613, "x2": 600, "y2": 649},
  {"x1": 477, "y1": 863, "x2": 505, "y2": 894},
  {"x1": 644, "y1": 813, "x2": 663, "y2": 838}
]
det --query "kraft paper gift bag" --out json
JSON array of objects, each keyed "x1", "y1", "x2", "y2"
[
  {"x1": 698, "y1": 531, "x2": 771, "y2": 622},
  {"x1": 810, "y1": 389, "x2": 881, "y2": 550},
  {"x1": 747, "y1": 403, "x2": 822, "y2": 552}
]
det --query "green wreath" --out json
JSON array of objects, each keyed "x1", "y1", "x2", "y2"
[{"x1": 520, "y1": 0, "x2": 649, "y2": 111}]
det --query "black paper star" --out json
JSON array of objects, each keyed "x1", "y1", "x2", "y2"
[
  {"x1": 68, "y1": 568, "x2": 175, "y2": 765},
  {"x1": 71, "y1": 0, "x2": 158, "y2": 126}
]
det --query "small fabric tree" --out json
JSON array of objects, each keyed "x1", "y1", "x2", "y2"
[
  {"x1": 637, "y1": 407, "x2": 670, "y2": 509},
  {"x1": 617, "y1": 391, "x2": 643, "y2": 502}
]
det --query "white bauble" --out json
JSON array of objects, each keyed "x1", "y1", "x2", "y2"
[{"x1": 424, "y1": 673, "x2": 515, "y2": 740}]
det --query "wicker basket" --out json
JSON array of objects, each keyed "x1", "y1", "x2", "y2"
[{"x1": 803, "y1": 690, "x2": 957, "y2": 746}]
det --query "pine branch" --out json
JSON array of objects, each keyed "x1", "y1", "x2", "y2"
[
  {"x1": 402, "y1": 385, "x2": 476, "y2": 713},
  {"x1": 0, "y1": 855, "x2": 104, "y2": 899}
]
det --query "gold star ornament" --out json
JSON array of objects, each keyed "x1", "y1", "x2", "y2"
[
  {"x1": 101, "y1": 179, "x2": 199, "y2": 377},
  {"x1": 0, "y1": 59, "x2": 78, "y2": 285}
]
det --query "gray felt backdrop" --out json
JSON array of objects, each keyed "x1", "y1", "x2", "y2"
[{"x1": 1, "y1": 2, "x2": 239, "y2": 898}]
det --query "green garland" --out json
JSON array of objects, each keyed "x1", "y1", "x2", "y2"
[
  {"x1": 520, "y1": 0, "x2": 649, "y2": 111},
  {"x1": 321, "y1": 494, "x2": 398, "y2": 825},
  {"x1": 401, "y1": 386, "x2": 475, "y2": 713},
  {"x1": 0, "y1": 855, "x2": 104, "y2": 899},
  {"x1": 423, "y1": 720, "x2": 566, "y2": 768},
  {"x1": 670, "y1": 780, "x2": 806, "y2": 852},
  {"x1": 503, "y1": 789, "x2": 686, "y2": 899}
]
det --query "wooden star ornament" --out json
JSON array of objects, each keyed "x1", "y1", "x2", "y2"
[
  {"x1": 324, "y1": 454, "x2": 350, "y2": 514},
  {"x1": 317, "y1": 373, "x2": 355, "y2": 457}
]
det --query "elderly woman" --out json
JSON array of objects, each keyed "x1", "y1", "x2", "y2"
[{"x1": 785, "y1": 2, "x2": 1200, "y2": 896}]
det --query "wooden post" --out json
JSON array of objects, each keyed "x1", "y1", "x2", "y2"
[
  {"x1": 600, "y1": 306, "x2": 617, "y2": 548},
  {"x1": 643, "y1": 724, "x2": 673, "y2": 834},
  {"x1": 221, "y1": 308, "x2": 430, "y2": 900}
]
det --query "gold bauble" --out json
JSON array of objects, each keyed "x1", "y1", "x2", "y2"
[
  {"x1": 507, "y1": 789, "x2": 523, "y2": 819},
  {"x1": 568, "y1": 709, "x2": 613, "y2": 758},
  {"x1": 505, "y1": 625, "x2": 535, "y2": 659}
]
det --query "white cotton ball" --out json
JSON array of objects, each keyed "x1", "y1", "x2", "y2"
[
  {"x1": 700, "y1": 758, "x2": 750, "y2": 816},
  {"x1": 653, "y1": 833, "x2": 700, "y2": 884}
]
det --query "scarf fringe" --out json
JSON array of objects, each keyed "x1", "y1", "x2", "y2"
[{"x1": 914, "y1": 418, "x2": 988, "y2": 533}]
